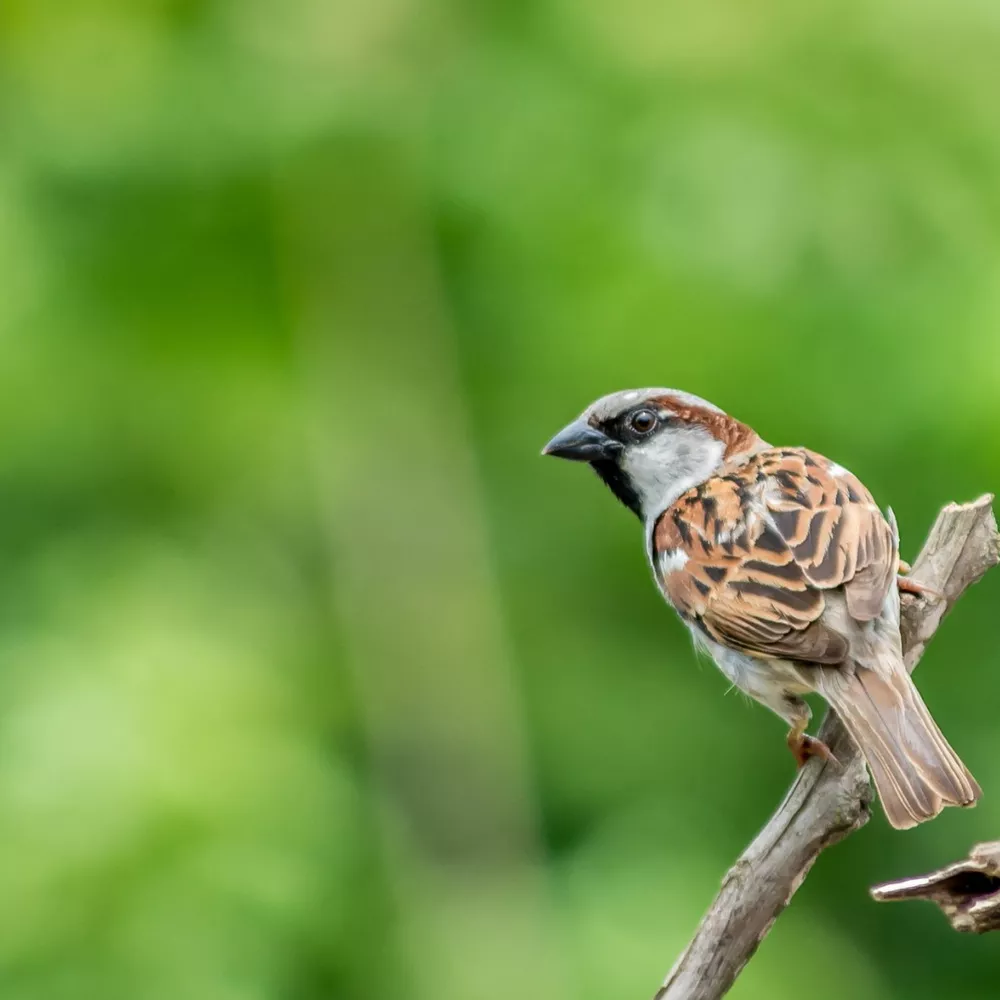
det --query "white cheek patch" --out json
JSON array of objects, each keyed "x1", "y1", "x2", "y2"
[
  {"x1": 659, "y1": 548, "x2": 689, "y2": 574},
  {"x1": 623, "y1": 428, "x2": 726, "y2": 521}
]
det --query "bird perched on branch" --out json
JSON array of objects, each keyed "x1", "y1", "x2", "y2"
[{"x1": 543, "y1": 388, "x2": 980, "y2": 829}]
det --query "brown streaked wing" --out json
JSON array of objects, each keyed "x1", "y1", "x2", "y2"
[
  {"x1": 654, "y1": 448, "x2": 894, "y2": 664},
  {"x1": 654, "y1": 465, "x2": 849, "y2": 663},
  {"x1": 654, "y1": 477, "x2": 746, "y2": 621},
  {"x1": 764, "y1": 451, "x2": 896, "y2": 622},
  {"x1": 703, "y1": 607, "x2": 849, "y2": 664}
]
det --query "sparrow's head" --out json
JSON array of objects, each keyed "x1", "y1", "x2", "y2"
[{"x1": 543, "y1": 388, "x2": 763, "y2": 520}]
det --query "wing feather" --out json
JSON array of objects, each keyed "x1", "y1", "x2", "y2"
[{"x1": 653, "y1": 448, "x2": 896, "y2": 665}]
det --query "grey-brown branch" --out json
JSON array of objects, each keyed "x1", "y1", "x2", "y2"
[
  {"x1": 871, "y1": 840, "x2": 1000, "y2": 934},
  {"x1": 655, "y1": 495, "x2": 1000, "y2": 1000}
]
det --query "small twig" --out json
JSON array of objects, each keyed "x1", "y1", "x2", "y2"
[
  {"x1": 871, "y1": 841, "x2": 1000, "y2": 934},
  {"x1": 655, "y1": 495, "x2": 999, "y2": 1000}
]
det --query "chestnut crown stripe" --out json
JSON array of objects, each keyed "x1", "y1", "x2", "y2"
[{"x1": 650, "y1": 394, "x2": 761, "y2": 460}]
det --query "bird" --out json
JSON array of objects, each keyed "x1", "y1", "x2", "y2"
[{"x1": 542, "y1": 388, "x2": 980, "y2": 829}]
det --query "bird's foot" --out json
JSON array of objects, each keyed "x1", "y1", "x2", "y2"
[
  {"x1": 787, "y1": 728, "x2": 839, "y2": 768},
  {"x1": 896, "y1": 559, "x2": 943, "y2": 601}
]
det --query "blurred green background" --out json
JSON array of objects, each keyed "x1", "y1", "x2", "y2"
[{"x1": 0, "y1": 1, "x2": 998, "y2": 998}]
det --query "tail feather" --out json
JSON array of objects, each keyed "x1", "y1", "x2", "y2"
[{"x1": 813, "y1": 664, "x2": 980, "y2": 830}]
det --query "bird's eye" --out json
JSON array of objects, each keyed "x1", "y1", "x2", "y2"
[{"x1": 629, "y1": 409, "x2": 657, "y2": 435}]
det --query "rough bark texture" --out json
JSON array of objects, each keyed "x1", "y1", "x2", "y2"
[
  {"x1": 655, "y1": 495, "x2": 999, "y2": 1000},
  {"x1": 871, "y1": 841, "x2": 1000, "y2": 934}
]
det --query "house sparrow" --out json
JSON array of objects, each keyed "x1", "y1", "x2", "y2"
[{"x1": 543, "y1": 388, "x2": 980, "y2": 829}]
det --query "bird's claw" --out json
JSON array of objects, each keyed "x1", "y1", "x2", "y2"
[
  {"x1": 897, "y1": 558, "x2": 943, "y2": 601},
  {"x1": 788, "y1": 731, "x2": 839, "y2": 769}
]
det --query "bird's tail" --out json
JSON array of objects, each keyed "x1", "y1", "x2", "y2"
[{"x1": 812, "y1": 662, "x2": 980, "y2": 830}]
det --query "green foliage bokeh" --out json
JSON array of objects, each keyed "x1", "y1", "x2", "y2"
[{"x1": 0, "y1": 1, "x2": 998, "y2": 998}]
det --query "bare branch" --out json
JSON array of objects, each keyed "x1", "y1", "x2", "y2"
[
  {"x1": 655, "y1": 494, "x2": 999, "y2": 1000},
  {"x1": 871, "y1": 841, "x2": 1000, "y2": 934}
]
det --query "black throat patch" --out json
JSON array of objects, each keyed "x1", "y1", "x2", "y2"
[{"x1": 590, "y1": 460, "x2": 643, "y2": 519}]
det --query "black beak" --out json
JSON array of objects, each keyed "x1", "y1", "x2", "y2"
[{"x1": 542, "y1": 419, "x2": 622, "y2": 462}]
